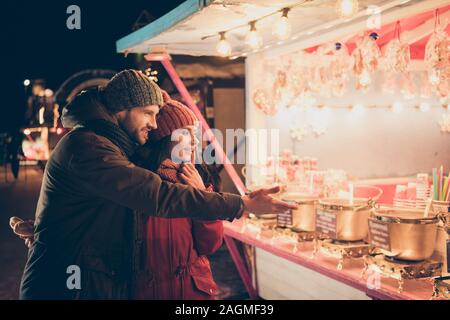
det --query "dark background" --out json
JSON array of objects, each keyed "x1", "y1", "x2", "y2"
[{"x1": 0, "y1": 0, "x2": 184, "y2": 132}]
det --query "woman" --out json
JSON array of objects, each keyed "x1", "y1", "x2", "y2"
[{"x1": 134, "y1": 93, "x2": 223, "y2": 300}]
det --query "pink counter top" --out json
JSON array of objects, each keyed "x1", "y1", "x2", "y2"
[{"x1": 223, "y1": 219, "x2": 442, "y2": 300}]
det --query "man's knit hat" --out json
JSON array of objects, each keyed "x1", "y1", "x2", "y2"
[
  {"x1": 101, "y1": 69, "x2": 164, "y2": 113},
  {"x1": 148, "y1": 92, "x2": 198, "y2": 143}
]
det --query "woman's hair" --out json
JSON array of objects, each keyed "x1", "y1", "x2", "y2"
[
  {"x1": 135, "y1": 136, "x2": 222, "y2": 191},
  {"x1": 144, "y1": 136, "x2": 173, "y2": 172}
]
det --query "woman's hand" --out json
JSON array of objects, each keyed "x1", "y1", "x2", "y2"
[
  {"x1": 241, "y1": 186, "x2": 298, "y2": 216},
  {"x1": 9, "y1": 217, "x2": 35, "y2": 248},
  {"x1": 179, "y1": 163, "x2": 206, "y2": 190}
]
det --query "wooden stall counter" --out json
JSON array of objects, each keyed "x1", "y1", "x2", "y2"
[{"x1": 223, "y1": 218, "x2": 442, "y2": 300}]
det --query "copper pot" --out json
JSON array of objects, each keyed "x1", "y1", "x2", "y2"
[
  {"x1": 370, "y1": 208, "x2": 440, "y2": 261},
  {"x1": 318, "y1": 198, "x2": 374, "y2": 241},
  {"x1": 281, "y1": 194, "x2": 318, "y2": 232}
]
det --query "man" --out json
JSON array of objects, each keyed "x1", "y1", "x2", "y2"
[{"x1": 19, "y1": 70, "x2": 296, "y2": 299}]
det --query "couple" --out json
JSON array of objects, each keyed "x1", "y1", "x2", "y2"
[{"x1": 17, "y1": 70, "x2": 296, "y2": 300}]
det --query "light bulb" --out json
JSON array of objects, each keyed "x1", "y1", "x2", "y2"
[
  {"x1": 420, "y1": 102, "x2": 430, "y2": 113},
  {"x1": 44, "y1": 89, "x2": 53, "y2": 97},
  {"x1": 393, "y1": 101, "x2": 403, "y2": 113},
  {"x1": 216, "y1": 32, "x2": 232, "y2": 57},
  {"x1": 23, "y1": 79, "x2": 30, "y2": 86},
  {"x1": 273, "y1": 8, "x2": 291, "y2": 41},
  {"x1": 24, "y1": 129, "x2": 31, "y2": 135},
  {"x1": 336, "y1": 0, "x2": 359, "y2": 19},
  {"x1": 429, "y1": 69, "x2": 441, "y2": 86},
  {"x1": 353, "y1": 103, "x2": 365, "y2": 115},
  {"x1": 359, "y1": 70, "x2": 371, "y2": 86},
  {"x1": 246, "y1": 21, "x2": 263, "y2": 50}
]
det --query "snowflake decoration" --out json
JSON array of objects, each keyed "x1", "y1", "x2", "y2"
[
  {"x1": 311, "y1": 123, "x2": 328, "y2": 136},
  {"x1": 290, "y1": 126, "x2": 307, "y2": 141},
  {"x1": 439, "y1": 114, "x2": 450, "y2": 133}
]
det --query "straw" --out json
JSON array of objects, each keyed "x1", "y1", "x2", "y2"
[
  {"x1": 442, "y1": 177, "x2": 449, "y2": 201},
  {"x1": 439, "y1": 165, "x2": 443, "y2": 200},
  {"x1": 432, "y1": 168, "x2": 437, "y2": 200},
  {"x1": 437, "y1": 167, "x2": 441, "y2": 200},
  {"x1": 444, "y1": 173, "x2": 450, "y2": 201}
]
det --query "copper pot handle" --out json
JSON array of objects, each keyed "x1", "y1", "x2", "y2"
[
  {"x1": 437, "y1": 212, "x2": 449, "y2": 225},
  {"x1": 354, "y1": 198, "x2": 378, "y2": 212}
]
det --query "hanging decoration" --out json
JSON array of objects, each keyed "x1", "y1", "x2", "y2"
[
  {"x1": 310, "y1": 64, "x2": 330, "y2": 96},
  {"x1": 420, "y1": 71, "x2": 433, "y2": 99},
  {"x1": 352, "y1": 32, "x2": 381, "y2": 90},
  {"x1": 400, "y1": 72, "x2": 416, "y2": 100},
  {"x1": 290, "y1": 125, "x2": 307, "y2": 142},
  {"x1": 437, "y1": 79, "x2": 450, "y2": 99},
  {"x1": 382, "y1": 71, "x2": 397, "y2": 94},
  {"x1": 273, "y1": 69, "x2": 292, "y2": 108},
  {"x1": 289, "y1": 65, "x2": 308, "y2": 99},
  {"x1": 383, "y1": 21, "x2": 410, "y2": 73},
  {"x1": 252, "y1": 89, "x2": 276, "y2": 116},
  {"x1": 248, "y1": 8, "x2": 450, "y2": 118},
  {"x1": 329, "y1": 42, "x2": 351, "y2": 97},
  {"x1": 425, "y1": 9, "x2": 450, "y2": 87},
  {"x1": 438, "y1": 113, "x2": 450, "y2": 133}
]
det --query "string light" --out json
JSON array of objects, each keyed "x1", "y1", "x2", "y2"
[
  {"x1": 273, "y1": 8, "x2": 292, "y2": 41},
  {"x1": 392, "y1": 101, "x2": 403, "y2": 113},
  {"x1": 358, "y1": 70, "x2": 371, "y2": 87},
  {"x1": 44, "y1": 89, "x2": 53, "y2": 97},
  {"x1": 336, "y1": 0, "x2": 359, "y2": 19},
  {"x1": 209, "y1": 0, "x2": 360, "y2": 55},
  {"x1": 353, "y1": 103, "x2": 365, "y2": 115},
  {"x1": 245, "y1": 21, "x2": 263, "y2": 50},
  {"x1": 144, "y1": 67, "x2": 159, "y2": 82},
  {"x1": 216, "y1": 31, "x2": 232, "y2": 57},
  {"x1": 420, "y1": 102, "x2": 431, "y2": 113},
  {"x1": 23, "y1": 79, "x2": 30, "y2": 86},
  {"x1": 428, "y1": 69, "x2": 441, "y2": 86}
]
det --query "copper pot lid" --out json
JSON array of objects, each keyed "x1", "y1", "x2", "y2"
[
  {"x1": 319, "y1": 198, "x2": 373, "y2": 211},
  {"x1": 282, "y1": 193, "x2": 318, "y2": 205},
  {"x1": 372, "y1": 208, "x2": 439, "y2": 224}
]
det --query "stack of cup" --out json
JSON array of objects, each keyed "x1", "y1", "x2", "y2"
[{"x1": 416, "y1": 173, "x2": 431, "y2": 200}]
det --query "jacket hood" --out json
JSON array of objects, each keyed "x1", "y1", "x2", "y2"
[{"x1": 61, "y1": 87, "x2": 118, "y2": 128}]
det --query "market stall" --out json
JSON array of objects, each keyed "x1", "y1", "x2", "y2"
[{"x1": 117, "y1": 0, "x2": 450, "y2": 300}]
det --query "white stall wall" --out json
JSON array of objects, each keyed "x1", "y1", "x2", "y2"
[
  {"x1": 246, "y1": 52, "x2": 450, "y2": 180},
  {"x1": 254, "y1": 248, "x2": 371, "y2": 300}
]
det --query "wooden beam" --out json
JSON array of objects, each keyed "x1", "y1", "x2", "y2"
[{"x1": 116, "y1": 0, "x2": 214, "y2": 53}]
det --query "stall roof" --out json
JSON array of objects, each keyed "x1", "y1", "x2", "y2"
[{"x1": 116, "y1": 0, "x2": 450, "y2": 58}]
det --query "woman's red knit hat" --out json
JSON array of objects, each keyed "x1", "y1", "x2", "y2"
[{"x1": 148, "y1": 91, "x2": 198, "y2": 143}]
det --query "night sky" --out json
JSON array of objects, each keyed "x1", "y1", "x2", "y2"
[{"x1": 1, "y1": 0, "x2": 184, "y2": 132}]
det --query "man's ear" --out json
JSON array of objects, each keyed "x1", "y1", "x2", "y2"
[{"x1": 114, "y1": 110, "x2": 126, "y2": 122}]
